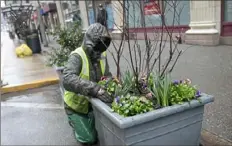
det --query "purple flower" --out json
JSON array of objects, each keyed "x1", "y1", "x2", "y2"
[
  {"x1": 115, "y1": 96, "x2": 120, "y2": 104},
  {"x1": 142, "y1": 83, "x2": 147, "y2": 88},
  {"x1": 173, "y1": 80, "x2": 179, "y2": 85},
  {"x1": 195, "y1": 90, "x2": 201, "y2": 98}
]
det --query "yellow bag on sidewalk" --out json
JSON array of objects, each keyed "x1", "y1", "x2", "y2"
[
  {"x1": 21, "y1": 44, "x2": 32, "y2": 56},
  {"x1": 15, "y1": 46, "x2": 25, "y2": 58},
  {"x1": 15, "y1": 44, "x2": 32, "y2": 58}
]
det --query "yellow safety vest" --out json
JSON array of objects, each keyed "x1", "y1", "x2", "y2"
[{"x1": 64, "y1": 46, "x2": 106, "y2": 114}]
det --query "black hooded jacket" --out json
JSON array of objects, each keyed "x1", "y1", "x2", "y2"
[{"x1": 63, "y1": 23, "x2": 112, "y2": 97}]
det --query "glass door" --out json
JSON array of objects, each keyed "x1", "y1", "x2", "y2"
[{"x1": 221, "y1": 0, "x2": 232, "y2": 36}]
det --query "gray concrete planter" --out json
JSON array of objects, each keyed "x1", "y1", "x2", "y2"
[
  {"x1": 54, "y1": 66, "x2": 65, "y2": 97},
  {"x1": 90, "y1": 94, "x2": 214, "y2": 146}
]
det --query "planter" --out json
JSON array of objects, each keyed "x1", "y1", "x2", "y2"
[
  {"x1": 90, "y1": 94, "x2": 214, "y2": 146},
  {"x1": 54, "y1": 66, "x2": 65, "y2": 97}
]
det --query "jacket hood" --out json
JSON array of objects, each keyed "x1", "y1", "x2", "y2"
[{"x1": 82, "y1": 23, "x2": 110, "y2": 56}]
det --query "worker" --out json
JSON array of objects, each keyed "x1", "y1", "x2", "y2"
[
  {"x1": 96, "y1": 4, "x2": 108, "y2": 27},
  {"x1": 62, "y1": 23, "x2": 113, "y2": 146}
]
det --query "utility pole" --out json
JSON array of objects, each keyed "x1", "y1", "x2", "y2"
[
  {"x1": 37, "y1": 0, "x2": 48, "y2": 47},
  {"x1": 55, "y1": 1, "x2": 65, "y2": 28}
]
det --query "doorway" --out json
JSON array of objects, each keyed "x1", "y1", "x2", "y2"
[{"x1": 221, "y1": 0, "x2": 232, "y2": 36}]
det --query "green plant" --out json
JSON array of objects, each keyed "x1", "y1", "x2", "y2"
[
  {"x1": 112, "y1": 94, "x2": 154, "y2": 117},
  {"x1": 99, "y1": 71, "x2": 202, "y2": 117},
  {"x1": 46, "y1": 22, "x2": 84, "y2": 67},
  {"x1": 150, "y1": 73, "x2": 172, "y2": 107},
  {"x1": 117, "y1": 71, "x2": 139, "y2": 96},
  {"x1": 98, "y1": 77, "x2": 118, "y2": 96},
  {"x1": 169, "y1": 80, "x2": 199, "y2": 105}
]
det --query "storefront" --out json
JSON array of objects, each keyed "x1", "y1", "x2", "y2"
[
  {"x1": 221, "y1": 0, "x2": 232, "y2": 36},
  {"x1": 41, "y1": 2, "x2": 58, "y2": 31},
  {"x1": 126, "y1": 0, "x2": 190, "y2": 33},
  {"x1": 85, "y1": 0, "x2": 114, "y2": 29}
]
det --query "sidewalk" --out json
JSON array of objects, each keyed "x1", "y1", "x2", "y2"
[{"x1": 1, "y1": 32, "x2": 59, "y2": 94}]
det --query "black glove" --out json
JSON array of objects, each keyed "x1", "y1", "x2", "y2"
[{"x1": 96, "y1": 88, "x2": 113, "y2": 103}]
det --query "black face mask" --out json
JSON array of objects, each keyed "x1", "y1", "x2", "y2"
[
  {"x1": 91, "y1": 37, "x2": 111, "y2": 61},
  {"x1": 93, "y1": 36, "x2": 111, "y2": 53}
]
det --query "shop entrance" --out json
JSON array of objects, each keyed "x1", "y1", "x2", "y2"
[
  {"x1": 85, "y1": 0, "x2": 114, "y2": 29},
  {"x1": 221, "y1": 0, "x2": 232, "y2": 36}
]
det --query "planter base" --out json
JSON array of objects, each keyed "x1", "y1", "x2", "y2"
[
  {"x1": 93, "y1": 106, "x2": 203, "y2": 146},
  {"x1": 91, "y1": 95, "x2": 214, "y2": 146}
]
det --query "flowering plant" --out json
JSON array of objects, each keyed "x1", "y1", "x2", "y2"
[
  {"x1": 169, "y1": 79, "x2": 201, "y2": 105},
  {"x1": 98, "y1": 72, "x2": 202, "y2": 117}
]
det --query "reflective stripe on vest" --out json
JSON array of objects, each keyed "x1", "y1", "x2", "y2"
[{"x1": 64, "y1": 47, "x2": 106, "y2": 114}]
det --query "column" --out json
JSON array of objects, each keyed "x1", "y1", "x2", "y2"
[
  {"x1": 78, "y1": 1, "x2": 89, "y2": 31},
  {"x1": 48, "y1": 12, "x2": 55, "y2": 32},
  {"x1": 55, "y1": 1, "x2": 65, "y2": 28},
  {"x1": 185, "y1": 1, "x2": 219, "y2": 45}
]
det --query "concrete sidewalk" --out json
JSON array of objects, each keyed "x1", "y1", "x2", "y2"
[{"x1": 1, "y1": 32, "x2": 59, "y2": 94}]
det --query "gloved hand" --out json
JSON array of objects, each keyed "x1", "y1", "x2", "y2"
[{"x1": 96, "y1": 88, "x2": 113, "y2": 103}]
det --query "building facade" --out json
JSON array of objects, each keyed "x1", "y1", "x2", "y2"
[
  {"x1": 3, "y1": 0, "x2": 231, "y2": 45},
  {"x1": 72, "y1": 0, "x2": 231, "y2": 46}
]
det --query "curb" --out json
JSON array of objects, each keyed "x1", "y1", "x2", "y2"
[
  {"x1": 201, "y1": 129, "x2": 232, "y2": 146},
  {"x1": 1, "y1": 77, "x2": 59, "y2": 94}
]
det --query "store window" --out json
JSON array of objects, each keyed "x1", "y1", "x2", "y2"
[
  {"x1": 126, "y1": 1, "x2": 142, "y2": 28},
  {"x1": 105, "y1": 2, "x2": 114, "y2": 29},
  {"x1": 164, "y1": 1, "x2": 190, "y2": 26},
  {"x1": 126, "y1": 0, "x2": 190, "y2": 28},
  {"x1": 86, "y1": 0, "x2": 114, "y2": 29},
  {"x1": 143, "y1": 0, "x2": 162, "y2": 27},
  {"x1": 86, "y1": 1, "x2": 95, "y2": 25},
  {"x1": 224, "y1": 0, "x2": 232, "y2": 22}
]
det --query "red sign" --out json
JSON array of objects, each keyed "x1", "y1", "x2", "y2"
[
  {"x1": 144, "y1": 0, "x2": 161, "y2": 15},
  {"x1": 32, "y1": 11, "x2": 37, "y2": 20}
]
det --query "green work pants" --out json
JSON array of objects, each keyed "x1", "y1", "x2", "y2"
[{"x1": 64, "y1": 103, "x2": 97, "y2": 144}]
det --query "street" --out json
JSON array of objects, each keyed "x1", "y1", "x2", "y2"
[{"x1": 1, "y1": 85, "x2": 79, "y2": 145}]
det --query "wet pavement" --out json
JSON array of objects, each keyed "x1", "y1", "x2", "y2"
[
  {"x1": 107, "y1": 40, "x2": 232, "y2": 141},
  {"x1": 1, "y1": 85, "x2": 79, "y2": 145},
  {"x1": 1, "y1": 31, "x2": 58, "y2": 86}
]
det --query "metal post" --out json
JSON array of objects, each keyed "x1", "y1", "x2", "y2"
[
  {"x1": 36, "y1": 4, "x2": 48, "y2": 47},
  {"x1": 56, "y1": 1, "x2": 65, "y2": 28}
]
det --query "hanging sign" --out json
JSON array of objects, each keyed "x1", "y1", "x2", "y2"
[{"x1": 144, "y1": 0, "x2": 161, "y2": 15}]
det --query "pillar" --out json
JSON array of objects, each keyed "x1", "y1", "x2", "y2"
[
  {"x1": 185, "y1": 1, "x2": 219, "y2": 46},
  {"x1": 55, "y1": 1, "x2": 65, "y2": 28},
  {"x1": 48, "y1": 12, "x2": 55, "y2": 32},
  {"x1": 78, "y1": 1, "x2": 89, "y2": 31},
  {"x1": 37, "y1": 6, "x2": 48, "y2": 47}
]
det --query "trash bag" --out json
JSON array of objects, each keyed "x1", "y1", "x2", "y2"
[
  {"x1": 15, "y1": 44, "x2": 32, "y2": 58},
  {"x1": 21, "y1": 44, "x2": 32, "y2": 56},
  {"x1": 67, "y1": 110, "x2": 97, "y2": 144},
  {"x1": 15, "y1": 46, "x2": 25, "y2": 58}
]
